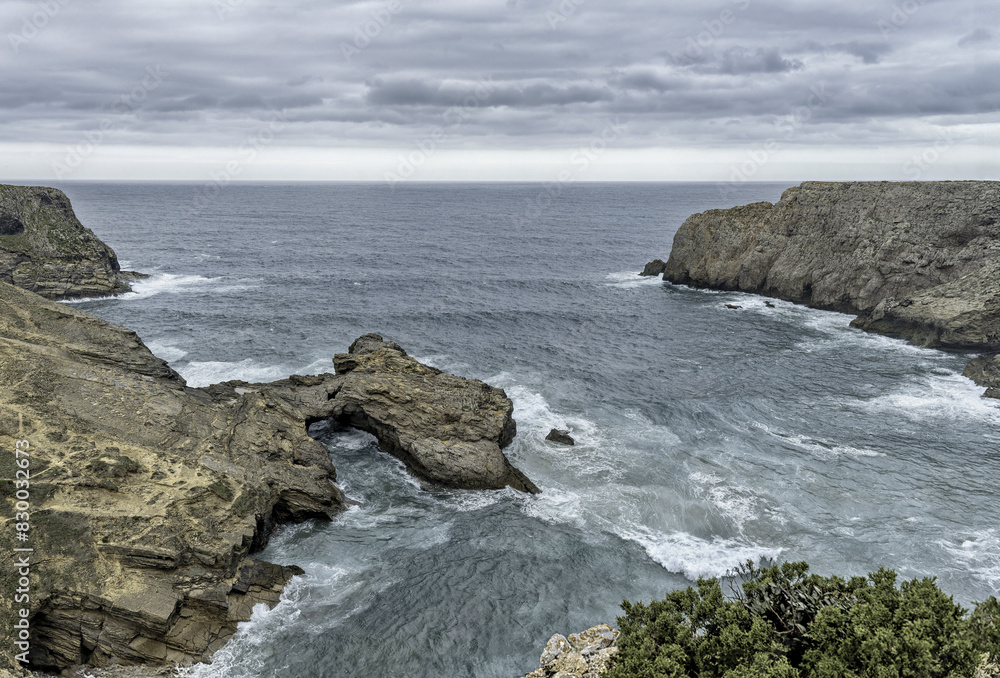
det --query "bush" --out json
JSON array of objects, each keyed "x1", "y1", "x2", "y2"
[{"x1": 606, "y1": 561, "x2": 999, "y2": 678}]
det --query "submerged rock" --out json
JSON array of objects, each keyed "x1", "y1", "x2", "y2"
[
  {"x1": 656, "y1": 181, "x2": 1000, "y2": 397},
  {"x1": 545, "y1": 428, "x2": 575, "y2": 445},
  {"x1": 0, "y1": 184, "x2": 139, "y2": 299},
  {"x1": 523, "y1": 625, "x2": 620, "y2": 678}
]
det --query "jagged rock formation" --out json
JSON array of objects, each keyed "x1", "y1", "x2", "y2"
[
  {"x1": 649, "y1": 181, "x2": 1000, "y2": 396},
  {"x1": 0, "y1": 290, "x2": 536, "y2": 674},
  {"x1": 0, "y1": 281, "x2": 344, "y2": 673},
  {"x1": 0, "y1": 185, "x2": 137, "y2": 299},
  {"x1": 522, "y1": 625, "x2": 619, "y2": 678},
  {"x1": 226, "y1": 333, "x2": 540, "y2": 494}
]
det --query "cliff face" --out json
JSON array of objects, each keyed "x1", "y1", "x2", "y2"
[
  {"x1": 663, "y1": 181, "x2": 1000, "y2": 320},
  {"x1": 0, "y1": 281, "x2": 345, "y2": 671},
  {"x1": 0, "y1": 185, "x2": 134, "y2": 299},
  {"x1": 0, "y1": 286, "x2": 535, "y2": 674},
  {"x1": 656, "y1": 181, "x2": 1000, "y2": 392}
]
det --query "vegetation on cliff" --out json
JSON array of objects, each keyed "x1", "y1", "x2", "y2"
[{"x1": 607, "y1": 561, "x2": 1000, "y2": 678}]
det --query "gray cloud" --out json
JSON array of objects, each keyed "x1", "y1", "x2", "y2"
[{"x1": 0, "y1": 0, "x2": 994, "y2": 158}]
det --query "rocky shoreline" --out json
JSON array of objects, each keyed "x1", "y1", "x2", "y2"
[
  {"x1": 0, "y1": 185, "x2": 538, "y2": 676},
  {"x1": 645, "y1": 181, "x2": 1000, "y2": 398},
  {"x1": 0, "y1": 185, "x2": 140, "y2": 300}
]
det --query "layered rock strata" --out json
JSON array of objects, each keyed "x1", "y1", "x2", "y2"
[
  {"x1": 0, "y1": 286, "x2": 536, "y2": 674},
  {"x1": 0, "y1": 185, "x2": 138, "y2": 300},
  {"x1": 222, "y1": 333, "x2": 539, "y2": 494},
  {"x1": 650, "y1": 181, "x2": 1000, "y2": 396}
]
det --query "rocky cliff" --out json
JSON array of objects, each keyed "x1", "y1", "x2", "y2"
[
  {"x1": 652, "y1": 181, "x2": 1000, "y2": 395},
  {"x1": 0, "y1": 286, "x2": 535, "y2": 674},
  {"x1": 0, "y1": 185, "x2": 137, "y2": 300}
]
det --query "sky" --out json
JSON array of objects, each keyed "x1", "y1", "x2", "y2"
[{"x1": 1, "y1": 0, "x2": 997, "y2": 182}]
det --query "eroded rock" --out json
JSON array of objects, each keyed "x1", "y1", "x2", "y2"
[
  {"x1": 0, "y1": 185, "x2": 138, "y2": 300},
  {"x1": 523, "y1": 625, "x2": 620, "y2": 678},
  {"x1": 656, "y1": 181, "x2": 1000, "y2": 398},
  {"x1": 0, "y1": 282, "x2": 344, "y2": 672}
]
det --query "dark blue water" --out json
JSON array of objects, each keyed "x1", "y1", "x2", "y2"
[{"x1": 56, "y1": 182, "x2": 1000, "y2": 678}]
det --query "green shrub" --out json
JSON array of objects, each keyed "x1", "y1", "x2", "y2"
[{"x1": 607, "y1": 561, "x2": 999, "y2": 678}]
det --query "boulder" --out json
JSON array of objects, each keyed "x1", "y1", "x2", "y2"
[
  {"x1": 545, "y1": 429, "x2": 575, "y2": 446},
  {"x1": 0, "y1": 185, "x2": 138, "y2": 299},
  {"x1": 523, "y1": 625, "x2": 620, "y2": 678},
  {"x1": 639, "y1": 259, "x2": 667, "y2": 277}
]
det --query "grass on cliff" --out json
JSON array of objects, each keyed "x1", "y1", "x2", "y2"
[{"x1": 607, "y1": 561, "x2": 1000, "y2": 678}]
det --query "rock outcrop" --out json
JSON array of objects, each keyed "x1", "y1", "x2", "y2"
[
  {"x1": 0, "y1": 184, "x2": 137, "y2": 300},
  {"x1": 0, "y1": 281, "x2": 345, "y2": 673},
  {"x1": 0, "y1": 292, "x2": 537, "y2": 674},
  {"x1": 650, "y1": 181, "x2": 1000, "y2": 396},
  {"x1": 237, "y1": 333, "x2": 540, "y2": 494},
  {"x1": 639, "y1": 259, "x2": 667, "y2": 277},
  {"x1": 545, "y1": 428, "x2": 575, "y2": 445},
  {"x1": 522, "y1": 625, "x2": 619, "y2": 678}
]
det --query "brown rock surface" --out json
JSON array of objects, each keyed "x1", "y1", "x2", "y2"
[
  {"x1": 0, "y1": 292, "x2": 535, "y2": 674},
  {"x1": 0, "y1": 280, "x2": 345, "y2": 672}
]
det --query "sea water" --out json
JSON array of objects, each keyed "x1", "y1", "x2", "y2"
[{"x1": 57, "y1": 182, "x2": 1000, "y2": 678}]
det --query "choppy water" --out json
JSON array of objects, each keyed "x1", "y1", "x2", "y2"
[{"x1": 56, "y1": 181, "x2": 1000, "y2": 678}]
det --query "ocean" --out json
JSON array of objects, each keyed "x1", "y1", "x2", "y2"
[{"x1": 58, "y1": 181, "x2": 1000, "y2": 678}]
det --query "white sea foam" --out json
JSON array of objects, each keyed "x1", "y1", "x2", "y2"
[
  {"x1": 623, "y1": 526, "x2": 782, "y2": 581},
  {"x1": 178, "y1": 574, "x2": 314, "y2": 678},
  {"x1": 144, "y1": 340, "x2": 188, "y2": 363},
  {"x1": 780, "y1": 432, "x2": 885, "y2": 458},
  {"x1": 180, "y1": 359, "x2": 290, "y2": 387},
  {"x1": 938, "y1": 530, "x2": 1000, "y2": 589},
  {"x1": 691, "y1": 480, "x2": 759, "y2": 531},
  {"x1": 857, "y1": 372, "x2": 1000, "y2": 421},
  {"x1": 604, "y1": 271, "x2": 664, "y2": 289}
]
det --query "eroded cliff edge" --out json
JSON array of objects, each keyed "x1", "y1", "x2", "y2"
[
  {"x1": 0, "y1": 284, "x2": 535, "y2": 674},
  {"x1": 648, "y1": 181, "x2": 1000, "y2": 395},
  {"x1": 0, "y1": 184, "x2": 138, "y2": 300}
]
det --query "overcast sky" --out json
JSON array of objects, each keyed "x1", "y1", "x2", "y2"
[{"x1": 1, "y1": 0, "x2": 997, "y2": 181}]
